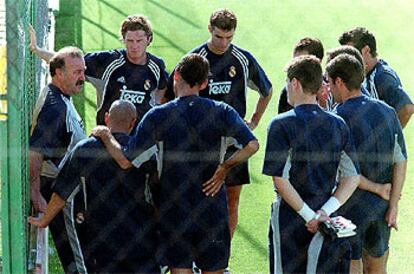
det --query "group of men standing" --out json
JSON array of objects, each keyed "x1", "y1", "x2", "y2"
[{"x1": 27, "y1": 7, "x2": 411, "y2": 274}]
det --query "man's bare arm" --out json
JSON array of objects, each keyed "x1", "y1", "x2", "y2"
[
  {"x1": 332, "y1": 175, "x2": 360, "y2": 205},
  {"x1": 203, "y1": 139, "x2": 259, "y2": 196},
  {"x1": 28, "y1": 193, "x2": 66, "y2": 228},
  {"x1": 386, "y1": 160, "x2": 407, "y2": 230},
  {"x1": 247, "y1": 88, "x2": 273, "y2": 130},
  {"x1": 397, "y1": 104, "x2": 414, "y2": 128},
  {"x1": 271, "y1": 176, "x2": 331, "y2": 234},
  {"x1": 153, "y1": 87, "x2": 168, "y2": 105},
  {"x1": 91, "y1": 126, "x2": 132, "y2": 169},
  {"x1": 359, "y1": 175, "x2": 391, "y2": 200},
  {"x1": 272, "y1": 176, "x2": 305, "y2": 212},
  {"x1": 29, "y1": 24, "x2": 55, "y2": 62},
  {"x1": 306, "y1": 175, "x2": 359, "y2": 233},
  {"x1": 29, "y1": 150, "x2": 47, "y2": 212}
]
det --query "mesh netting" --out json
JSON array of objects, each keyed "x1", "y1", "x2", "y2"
[{"x1": 0, "y1": 0, "x2": 51, "y2": 272}]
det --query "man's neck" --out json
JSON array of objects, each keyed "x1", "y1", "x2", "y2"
[
  {"x1": 127, "y1": 52, "x2": 147, "y2": 65},
  {"x1": 175, "y1": 82, "x2": 200, "y2": 97},
  {"x1": 207, "y1": 41, "x2": 228, "y2": 55},
  {"x1": 51, "y1": 79, "x2": 71, "y2": 96},
  {"x1": 342, "y1": 89, "x2": 362, "y2": 102},
  {"x1": 365, "y1": 56, "x2": 378, "y2": 74},
  {"x1": 294, "y1": 94, "x2": 317, "y2": 107},
  {"x1": 177, "y1": 89, "x2": 199, "y2": 97},
  {"x1": 108, "y1": 125, "x2": 130, "y2": 135}
]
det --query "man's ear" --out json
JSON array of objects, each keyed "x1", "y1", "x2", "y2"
[
  {"x1": 199, "y1": 79, "x2": 208, "y2": 90},
  {"x1": 361, "y1": 45, "x2": 371, "y2": 57},
  {"x1": 55, "y1": 67, "x2": 64, "y2": 78},
  {"x1": 129, "y1": 118, "x2": 137, "y2": 134},
  {"x1": 173, "y1": 70, "x2": 180, "y2": 82},
  {"x1": 335, "y1": 77, "x2": 344, "y2": 88},
  {"x1": 208, "y1": 24, "x2": 213, "y2": 34},
  {"x1": 147, "y1": 34, "x2": 153, "y2": 45},
  {"x1": 291, "y1": 77, "x2": 300, "y2": 90},
  {"x1": 104, "y1": 112, "x2": 110, "y2": 126}
]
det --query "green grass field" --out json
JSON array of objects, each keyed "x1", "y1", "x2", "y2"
[{"x1": 52, "y1": 0, "x2": 414, "y2": 272}]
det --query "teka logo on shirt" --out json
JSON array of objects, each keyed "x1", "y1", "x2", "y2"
[
  {"x1": 120, "y1": 86, "x2": 146, "y2": 104},
  {"x1": 209, "y1": 80, "x2": 232, "y2": 95}
]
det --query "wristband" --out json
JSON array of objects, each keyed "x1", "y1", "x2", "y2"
[
  {"x1": 297, "y1": 202, "x2": 316, "y2": 223},
  {"x1": 320, "y1": 197, "x2": 341, "y2": 216}
]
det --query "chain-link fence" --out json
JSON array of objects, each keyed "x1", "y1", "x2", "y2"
[{"x1": 0, "y1": 0, "x2": 52, "y2": 273}]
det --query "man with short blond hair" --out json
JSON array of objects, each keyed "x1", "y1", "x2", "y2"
[{"x1": 29, "y1": 14, "x2": 168, "y2": 125}]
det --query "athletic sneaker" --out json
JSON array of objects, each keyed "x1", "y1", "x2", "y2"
[
  {"x1": 160, "y1": 265, "x2": 170, "y2": 274},
  {"x1": 192, "y1": 262, "x2": 201, "y2": 274}
]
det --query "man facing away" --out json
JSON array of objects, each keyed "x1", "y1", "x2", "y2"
[
  {"x1": 92, "y1": 54, "x2": 259, "y2": 274},
  {"x1": 263, "y1": 55, "x2": 360, "y2": 273},
  {"x1": 327, "y1": 53, "x2": 407, "y2": 274},
  {"x1": 30, "y1": 100, "x2": 160, "y2": 273},
  {"x1": 166, "y1": 8, "x2": 272, "y2": 241}
]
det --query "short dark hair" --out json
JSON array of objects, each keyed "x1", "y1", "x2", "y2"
[
  {"x1": 326, "y1": 54, "x2": 365, "y2": 91},
  {"x1": 286, "y1": 55, "x2": 322, "y2": 94},
  {"x1": 176, "y1": 54, "x2": 210, "y2": 88},
  {"x1": 294, "y1": 37, "x2": 324, "y2": 60},
  {"x1": 49, "y1": 46, "x2": 84, "y2": 76},
  {"x1": 120, "y1": 14, "x2": 153, "y2": 42},
  {"x1": 326, "y1": 45, "x2": 364, "y2": 66},
  {"x1": 108, "y1": 100, "x2": 137, "y2": 128},
  {"x1": 209, "y1": 8, "x2": 237, "y2": 31},
  {"x1": 338, "y1": 27, "x2": 377, "y2": 57}
]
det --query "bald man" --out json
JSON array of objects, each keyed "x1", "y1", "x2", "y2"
[{"x1": 29, "y1": 100, "x2": 159, "y2": 273}]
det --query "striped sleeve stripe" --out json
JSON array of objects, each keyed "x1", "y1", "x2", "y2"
[
  {"x1": 231, "y1": 47, "x2": 249, "y2": 96},
  {"x1": 63, "y1": 186, "x2": 88, "y2": 273},
  {"x1": 394, "y1": 134, "x2": 406, "y2": 162},
  {"x1": 282, "y1": 149, "x2": 292, "y2": 179},
  {"x1": 99, "y1": 59, "x2": 126, "y2": 111},
  {"x1": 131, "y1": 144, "x2": 158, "y2": 168},
  {"x1": 269, "y1": 195, "x2": 283, "y2": 274},
  {"x1": 30, "y1": 85, "x2": 51, "y2": 135},
  {"x1": 368, "y1": 69, "x2": 379, "y2": 99},
  {"x1": 232, "y1": 47, "x2": 249, "y2": 69},
  {"x1": 338, "y1": 151, "x2": 359, "y2": 177},
  {"x1": 102, "y1": 56, "x2": 124, "y2": 84},
  {"x1": 148, "y1": 59, "x2": 161, "y2": 86},
  {"x1": 198, "y1": 47, "x2": 208, "y2": 58},
  {"x1": 306, "y1": 232, "x2": 324, "y2": 273}
]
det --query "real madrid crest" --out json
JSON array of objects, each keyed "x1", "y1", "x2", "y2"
[
  {"x1": 144, "y1": 79, "x2": 151, "y2": 91},
  {"x1": 229, "y1": 66, "x2": 236, "y2": 78}
]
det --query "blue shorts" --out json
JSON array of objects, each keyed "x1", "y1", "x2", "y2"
[
  {"x1": 159, "y1": 225, "x2": 230, "y2": 271},
  {"x1": 224, "y1": 146, "x2": 250, "y2": 186},
  {"x1": 349, "y1": 219, "x2": 390, "y2": 259}
]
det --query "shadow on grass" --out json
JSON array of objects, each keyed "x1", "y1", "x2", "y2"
[
  {"x1": 146, "y1": 0, "x2": 202, "y2": 29},
  {"x1": 236, "y1": 225, "x2": 268, "y2": 257}
]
